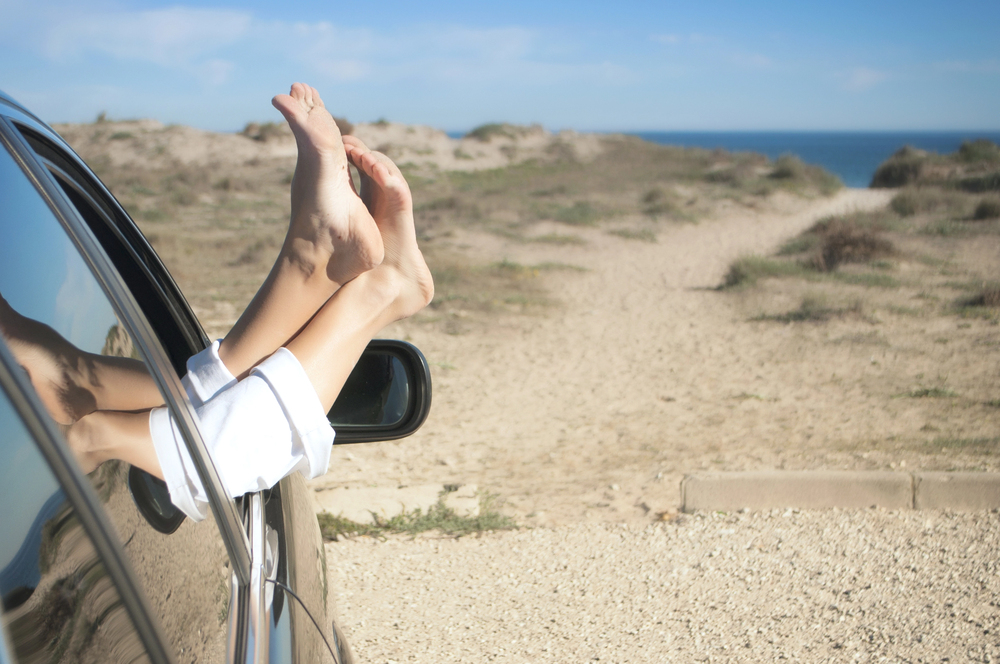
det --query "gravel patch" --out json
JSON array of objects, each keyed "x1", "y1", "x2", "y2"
[{"x1": 330, "y1": 509, "x2": 1000, "y2": 663}]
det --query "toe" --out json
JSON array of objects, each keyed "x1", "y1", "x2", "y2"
[
  {"x1": 309, "y1": 85, "x2": 325, "y2": 108},
  {"x1": 371, "y1": 151, "x2": 403, "y2": 178},
  {"x1": 343, "y1": 135, "x2": 371, "y2": 152},
  {"x1": 271, "y1": 94, "x2": 302, "y2": 124},
  {"x1": 289, "y1": 82, "x2": 307, "y2": 101}
]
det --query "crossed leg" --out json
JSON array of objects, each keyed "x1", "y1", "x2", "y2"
[
  {"x1": 8, "y1": 85, "x2": 432, "y2": 489},
  {"x1": 287, "y1": 136, "x2": 434, "y2": 408},
  {"x1": 218, "y1": 83, "x2": 385, "y2": 379},
  {"x1": 67, "y1": 127, "x2": 433, "y2": 483}
]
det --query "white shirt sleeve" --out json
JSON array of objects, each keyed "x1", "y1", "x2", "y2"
[{"x1": 149, "y1": 342, "x2": 334, "y2": 521}]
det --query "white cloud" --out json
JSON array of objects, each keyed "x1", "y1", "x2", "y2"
[
  {"x1": 841, "y1": 66, "x2": 888, "y2": 92},
  {"x1": 197, "y1": 59, "x2": 235, "y2": 86},
  {"x1": 43, "y1": 6, "x2": 252, "y2": 66}
]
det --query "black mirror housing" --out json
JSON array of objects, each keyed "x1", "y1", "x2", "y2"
[{"x1": 327, "y1": 339, "x2": 432, "y2": 444}]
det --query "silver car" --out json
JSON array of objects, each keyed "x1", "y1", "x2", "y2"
[{"x1": 0, "y1": 90, "x2": 431, "y2": 664}]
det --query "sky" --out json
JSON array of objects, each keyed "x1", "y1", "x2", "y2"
[{"x1": 0, "y1": 0, "x2": 998, "y2": 132}]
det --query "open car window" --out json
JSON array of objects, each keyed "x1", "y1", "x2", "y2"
[{"x1": 0, "y1": 126, "x2": 233, "y2": 661}]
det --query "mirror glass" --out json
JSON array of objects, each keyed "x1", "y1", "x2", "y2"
[{"x1": 327, "y1": 352, "x2": 410, "y2": 427}]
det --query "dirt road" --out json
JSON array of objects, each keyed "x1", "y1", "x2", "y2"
[{"x1": 314, "y1": 188, "x2": 902, "y2": 525}]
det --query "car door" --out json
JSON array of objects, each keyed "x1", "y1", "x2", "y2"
[{"x1": 0, "y1": 95, "x2": 339, "y2": 663}]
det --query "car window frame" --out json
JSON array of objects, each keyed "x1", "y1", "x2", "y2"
[
  {"x1": 0, "y1": 321, "x2": 174, "y2": 664},
  {"x1": 0, "y1": 111, "x2": 252, "y2": 586},
  {"x1": 17, "y1": 123, "x2": 209, "y2": 376}
]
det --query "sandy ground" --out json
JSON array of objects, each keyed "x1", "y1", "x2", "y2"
[
  {"x1": 51, "y1": 118, "x2": 999, "y2": 660},
  {"x1": 331, "y1": 510, "x2": 1000, "y2": 663},
  {"x1": 312, "y1": 186, "x2": 989, "y2": 526}
]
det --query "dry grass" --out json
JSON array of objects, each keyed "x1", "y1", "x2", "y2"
[
  {"x1": 809, "y1": 219, "x2": 894, "y2": 271},
  {"x1": 61, "y1": 118, "x2": 844, "y2": 336}
]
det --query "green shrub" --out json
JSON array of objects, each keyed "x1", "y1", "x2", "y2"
[
  {"x1": 554, "y1": 201, "x2": 600, "y2": 225},
  {"x1": 720, "y1": 256, "x2": 803, "y2": 288},
  {"x1": 465, "y1": 123, "x2": 516, "y2": 142},
  {"x1": 962, "y1": 285, "x2": 1000, "y2": 307},
  {"x1": 900, "y1": 387, "x2": 958, "y2": 398},
  {"x1": 642, "y1": 187, "x2": 678, "y2": 216},
  {"x1": 816, "y1": 222, "x2": 893, "y2": 272},
  {"x1": 870, "y1": 146, "x2": 927, "y2": 188},
  {"x1": 608, "y1": 228, "x2": 657, "y2": 243},
  {"x1": 769, "y1": 153, "x2": 805, "y2": 179},
  {"x1": 973, "y1": 198, "x2": 1000, "y2": 220},
  {"x1": 888, "y1": 187, "x2": 968, "y2": 218},
  {"x1": 777, "y1": 233, "x2": 821, "y2": 255},
  {"x1": 890, "y1": 191, "x2": 919, "y2": 216},
  {"x1": 957, "y1": 139, "x2": 1000, "y2": 164},
  {"x1": 317, "y1": 493, "x2": 516, "y2": 540},
  {"x1": 956, "y1": 172, "x2": 1000, "y2": 193}
]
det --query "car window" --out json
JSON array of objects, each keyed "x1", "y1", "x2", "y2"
[
  {"x1": 0, "y1": 389, "x2": 152, "y2": 663},
  {"x1": 13, "y1": 123, "x2": 207, "y2": 378},
  {"x1": 0, "y1": 135, "x2": 230, "y2": 662}
]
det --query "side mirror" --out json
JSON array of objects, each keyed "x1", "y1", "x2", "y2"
[{"x1": 327, "y1": 339, "x2": 432, "y2": 444}]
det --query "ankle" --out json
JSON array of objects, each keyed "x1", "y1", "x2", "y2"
[{"x1": 66, "y1": 412, "x2": 108, "y2": 473}]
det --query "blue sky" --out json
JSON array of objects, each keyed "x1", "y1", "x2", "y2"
[{"x1": 1, "y1": 0, "x2": 997, "y2": 132}]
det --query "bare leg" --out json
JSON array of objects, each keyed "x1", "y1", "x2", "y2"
[
  {"x1": 0, "y1": 293, "x2": 162, "y2": 422},
  {"x1": 288, "y1": 139, "x2": 434, "y2": 408},
  {"x1": 66, "y1": 410, "x2": 162, "y2": 477},
  {"x1": 219, "y1": 83, "x2": 384, "y2": 379}
]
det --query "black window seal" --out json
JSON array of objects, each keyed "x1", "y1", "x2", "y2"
[
  {"x1": 0, "y1": 115, "x2": 252, "y2": 586},
  {"x1": 14, "y1": 122, "x2": 209, "y2": 373}
]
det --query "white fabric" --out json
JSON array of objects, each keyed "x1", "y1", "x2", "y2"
[{"x1": 149, "y1": 342, "x2": 334, "y2": 521}]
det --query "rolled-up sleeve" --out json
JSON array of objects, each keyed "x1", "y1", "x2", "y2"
[{"x1": 149, "y1": 343, "x2": 335, "y2": 520}]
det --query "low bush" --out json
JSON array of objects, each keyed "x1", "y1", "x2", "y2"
[
  {"x1": 769, "y1": 153, "x2": 805, "y2": 179},
  {"x1": 317, "y1": 494, "x2": 516, "y2": 540},
  {"x1": 973, "y1": 198, "x2": 1000, "y2": 220},
  {"x1": 957, "y1": 139, "x2": 1000, "y2": 164},
  {"x1": 642, "y1": 187, "x2": 678, "y2": 217},
  {"x1": 889, "y1": 187, "x2": 969, "y2": 218},
  {"x1": 465, "y1": 123, "x2": 516, "y2": 142},
  {"x1": 962, "y1": 285, "x2": 1000, "y2": 308},
  {"x1": 811, "y1": 219, "x2": 894, "y2": 271},
  {"x1": 720, "y1": 255, "x2": 804, "y2": 288},
  {"x1": 890, "y1": 191, "x2": 919, "y2": 216},
  {"x1": 956, "y1": 172, "x2": 1000, "y2": 193},
  {"x1": 608, "y1": 228, "x2": 657, "y2": 243},
  {"x1": 870, "y1": 146, "x2": 927, "y2": 188},
  {"x1": 553, "y1": 201, "x2": 600, "y2": 225}
]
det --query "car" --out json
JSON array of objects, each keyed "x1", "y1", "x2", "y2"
[{"x1": 0, "y1": 90, "x2": 432, "y2": 664}]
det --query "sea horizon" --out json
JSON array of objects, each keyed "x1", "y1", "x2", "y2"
[{"x1": 447, "y1": 129, "x2": 1000, "y2": 188}]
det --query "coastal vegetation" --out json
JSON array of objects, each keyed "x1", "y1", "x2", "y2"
[{"x1": 722, "y1": 140, "x2": 1000, "y2": 339}]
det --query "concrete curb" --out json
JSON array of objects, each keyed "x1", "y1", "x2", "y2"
[
  {"x1": 681, "y1": 471, "x2": 1000, "y2": 512},
  {"x1": 312, "y1": 484, "x2": 479, "y2": 524}
]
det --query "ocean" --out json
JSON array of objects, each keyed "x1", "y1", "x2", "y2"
[
  {"x1": 448, "y1": 129, "x2": 1000, "y2": 188},
  {"x1": 628, "y1": 131, "x2": 1000, "y2": 188}
]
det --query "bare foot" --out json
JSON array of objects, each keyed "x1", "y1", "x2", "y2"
[
  {"x1": 220, "y1": 85, "x2": 387, "y2": 377},
  {"x1": 272, "y1": 83, "x2": 384, "y2": 286},
  {"x1": 285, "y1": 141, "x2": 433, "y2": 408},
  {"x1": 344, "y1": 136, "x2": 434, "y2": 319}
]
